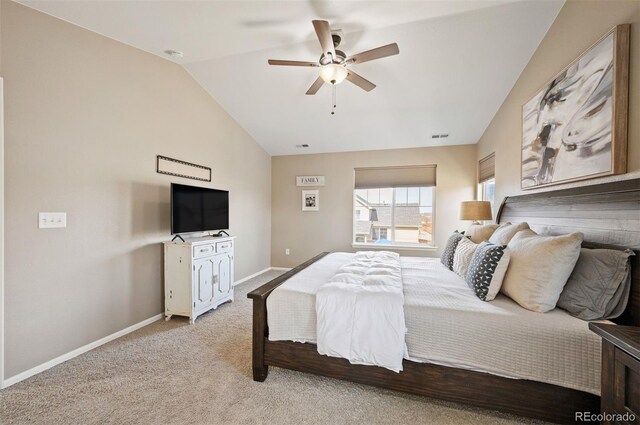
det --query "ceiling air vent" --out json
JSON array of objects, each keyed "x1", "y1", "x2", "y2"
[
  {"x1": 431, "y1": 134, "x2": 449, "y2": 139},
  {"x1": 295, "y1": 144, "x2": 310, "y2": 148}
]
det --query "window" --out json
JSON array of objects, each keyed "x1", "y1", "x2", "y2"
[
  {"x1": 478, "y1": 178, "x2": 495, "y2": 210},
  {"x1": 353, "y1": 186, "x2": 435, "y2": 246},
  {"x1": 478, "y1": 153, "x2": 495, "y2": 218}
]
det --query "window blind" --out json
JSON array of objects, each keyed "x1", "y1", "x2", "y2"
[
  {"x1": 354, "y1": 165, "x2": 436, "y2": 189},
  {"x1": 478, "y1": 153, "x2": 495, "y2": 183}
]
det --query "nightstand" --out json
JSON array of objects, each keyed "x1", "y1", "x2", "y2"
[{"x1": 589, "y1": 323, "x2": 640, "y2": 425}]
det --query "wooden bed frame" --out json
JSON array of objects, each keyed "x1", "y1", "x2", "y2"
[{"x1": 248, "y1": 178, "x2": 640, "y2": 423}]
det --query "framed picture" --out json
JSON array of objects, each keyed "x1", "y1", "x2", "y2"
[
  {"x1": 521, "y1": 24, "x2": 629, "y2": 190},
  {"x1": 302, "y1": 190, "x2": 319, "y2": 211}
]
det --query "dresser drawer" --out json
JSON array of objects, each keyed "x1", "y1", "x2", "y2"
[
  {"x1": 216, "y1": 240, "x2": 233, "y2": 253},
  {"x1": 193, "y1": 244, "x2": 215, "y2": 258}
]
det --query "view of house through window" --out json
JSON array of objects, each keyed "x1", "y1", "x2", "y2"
[{"x1": 354, "y1": 187, "x2": 434, "y2": 246}]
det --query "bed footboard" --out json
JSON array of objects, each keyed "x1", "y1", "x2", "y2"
[{"x1": 247, "y1": 252, "x2": 330, "y2": 382}]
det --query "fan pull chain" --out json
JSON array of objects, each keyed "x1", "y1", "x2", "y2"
[{"x1": 331, "y1": 84, "x2": 337, "y2": 115}]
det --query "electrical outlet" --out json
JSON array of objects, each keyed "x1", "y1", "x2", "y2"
[
  {"x1": 285, "y1": 248, "x2": 290, "y2": 255},
  {"x1": 39, "y1": 212, "x2": 67, "y2": 229}
]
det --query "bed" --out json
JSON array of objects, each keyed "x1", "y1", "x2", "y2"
[{"x1": 248, "y1": 179, "x2": 640, "y2": 423}]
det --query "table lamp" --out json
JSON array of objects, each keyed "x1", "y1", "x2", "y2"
[{"x1": 459, "y1": 201, "x2": 492, "y2": 224}]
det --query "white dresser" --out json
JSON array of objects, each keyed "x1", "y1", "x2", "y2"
[{"x1": 163, "y1": 236, "x2": 235, "y2": 324}]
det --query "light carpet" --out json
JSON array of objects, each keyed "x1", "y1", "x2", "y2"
[{"x1": 0, "y1": 270, "x2": 548, "y2": 425}]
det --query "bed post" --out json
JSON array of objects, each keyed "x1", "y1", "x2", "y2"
[
  {"x1": 251, "y1": 296, "x2": 269, "y2": 381},
  {"x1": 247, "y1": 252, "x2": 331, "y2": 382}
]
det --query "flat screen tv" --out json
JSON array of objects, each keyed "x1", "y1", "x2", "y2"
[{"x1": 171, "y1": 183, "x2": 229, "y2": 234}]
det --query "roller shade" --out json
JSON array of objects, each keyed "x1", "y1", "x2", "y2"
[
  {"x1": 478, "y1": 153, "x2": 495, "y2": 183},
  {"x1": 354, "y1": 165, "x2": 436, "y2": 189}
]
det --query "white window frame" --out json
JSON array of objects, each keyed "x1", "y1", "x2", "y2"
[
  {"x1": 352, "y1": 187, "x2": 437, "y2": 251},
  {"x1": 477, "y1": 178, "x2": 496, "y2": 223}
]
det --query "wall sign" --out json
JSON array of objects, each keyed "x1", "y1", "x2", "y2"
[
  {"x1": 157, "y1": 155, "x2": 212, "y2": 182},
  {"x1": 296, "y1": 176, "x2": 325, "y2": 186}
]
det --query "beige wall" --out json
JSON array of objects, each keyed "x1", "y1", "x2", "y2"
[
  {"x1": 0, "y1": 0, "x2": 4, "y2": 385},
  {"x1": 477, "y1": 0, "x2": 640, "y2": 208},
  {"x1": 2, "y1": 2, "x2": 271, "y2": 377},
  {"x1": 271, "y1": 145, "x2": 477, "y2": 268}
]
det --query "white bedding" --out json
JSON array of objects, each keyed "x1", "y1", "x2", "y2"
[
  {"x1": 267, "y1": 253, "x2": 603, "y2": 395},
  {"x1": 316, "y1": 251, "x2": 405, "y2": 372}
]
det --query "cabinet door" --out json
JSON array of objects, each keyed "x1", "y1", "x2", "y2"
[
  {"x1": 193, "y1": 258, "x2": 215, "y2": 310},
  {"x1": 613, "y1": 348, "x2": 640, "y2": 424},
  {"x1": 215, "y1": 253, "x2": 233, "y2": 298}
]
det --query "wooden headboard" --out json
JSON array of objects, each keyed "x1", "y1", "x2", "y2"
[{"x1": 496, "y1": 178, "x2": 640, "y2": 326}]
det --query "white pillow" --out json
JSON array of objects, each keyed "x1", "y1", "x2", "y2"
[
  {"x1": 452, "y1": 237, "x2": 478, "y2": 278},
  {"x1": 500, "y1": 229, "x2": 583, "y2": 312},
  {"x1": 465, "y1": 223, "x2": 499, "y2": 244},
  {"x1": 489, "y1": 222, "x2": 530, "y2": 245}
]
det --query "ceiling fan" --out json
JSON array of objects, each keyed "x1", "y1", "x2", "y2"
[{"x1": 268, "y1": 20, "x2": 399, "y2": 95}]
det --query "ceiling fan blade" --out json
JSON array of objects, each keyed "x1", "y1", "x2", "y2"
[
  {"x1": 312, "y1": 20, "x2": 336, "y2": 61},
  {"x1": 345, "y1": 70, "x2": 376, "y2": 92},
  {"x1": 305, "y1": 76, "x2": 325, "y2": 95},
  {"x1": 268, "y1": 59, "x2": 319, "y2": 67},
  {"x1": 345, "y1": 43, "x2": 399, "y2": 65}
]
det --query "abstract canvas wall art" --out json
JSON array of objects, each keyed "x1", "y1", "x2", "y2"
[{"x1": 521, "y1": 25, "x2": 629, "y2": 190}]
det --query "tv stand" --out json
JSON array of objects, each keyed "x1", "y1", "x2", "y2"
[{"x1": 163, "y1": 236, "x2": 235, "y2": 324}]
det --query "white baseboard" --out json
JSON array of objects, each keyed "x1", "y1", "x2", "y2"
[
  {"x1": 233, "y1": 267, "x2": 293, "y2": 287},
  {"x1": 1, "y1": 313, "x2": 163, "y2": 389},
  {"x1": 1, "y1": 266, "x2": 292, "y2": 389},
  {"x1": 233, "y1": 267, "x2": 272, "y2": 287}
]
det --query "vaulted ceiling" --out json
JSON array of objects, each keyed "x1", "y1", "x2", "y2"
[{"x1": 18, "y1": 0, "x2": 564, "y2": 155}]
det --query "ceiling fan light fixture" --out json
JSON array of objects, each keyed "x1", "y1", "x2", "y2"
[{"x1": 319, "y1": 63, "x2": 348, "y2": 85}]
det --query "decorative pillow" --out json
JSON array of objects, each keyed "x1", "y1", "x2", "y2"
[
  {"x1": 466, "y1": 242, "x2": 510, "y2": 301},
  {"x1": 465, "y1": 223, "x2": 499, "y2": 244},
  {"x1": 489, "y1": 222, "x2": 530, "y2": 245},
  {"x1": 557, "y1": 248, "x2": 635, "y2": 320},
  {"x1": 501, "y1": 229, "x2": 583, "y2": 312},
  {"x1": 453, "y1": 237, "x2": 479, "y2": 278},
  {"x1": 441, "y1": 232, "x2": 465, "y2": 270}
]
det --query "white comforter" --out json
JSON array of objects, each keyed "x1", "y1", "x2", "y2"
[{"x1": 316, "y1": 251, "x2": 406, "y2": 372}]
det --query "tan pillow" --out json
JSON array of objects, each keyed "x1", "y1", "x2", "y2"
[
  {"x1": 452, "y1": 237, "x2": 478, "y2": 278},
  {"x1": 501, "y1": 229, "x2": 583, "y2": 312},
  {"x1": 465, "y1": 223, "x2": 499, "y2": 244},
  {"x1": 489, "y1": 222, "x2": 530, "y2": 245}
]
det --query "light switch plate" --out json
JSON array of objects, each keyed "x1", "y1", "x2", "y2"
[{"x1": 39, "y1": 212, "x2": 67, "y2": 229}]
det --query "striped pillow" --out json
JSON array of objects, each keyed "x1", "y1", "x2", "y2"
[{"x1": 453, "y1": 237, "x2": 479, "y2": 278}]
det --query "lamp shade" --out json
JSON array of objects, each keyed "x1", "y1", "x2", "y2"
[
  {"x1": 319, "y1": 64, "x2": 348, "y2": 85},
  {"x1": 459, "y1": 201, "x2": 492, "y2": 221}
]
